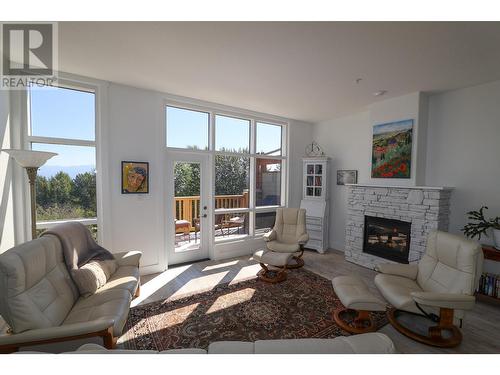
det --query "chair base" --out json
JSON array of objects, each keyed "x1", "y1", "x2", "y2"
[
  {"x1": 333, "y1": 308, "x2": 376, "y2": 334},
  {"x1": 286, "y1": 249, "x2": 305, "y2": 269},
  {"x1": 0, "y1": 326, "x2": 116, "y2": 353},
  {"x1": 134, "y1": 279, "x2": 141, "y2": 299},
  {"x1": 387, "y1": 307, "x2": 462, "y2": 348},
  {"x1": 257, "y1": 263, "x2": 287, "y2": 283}
]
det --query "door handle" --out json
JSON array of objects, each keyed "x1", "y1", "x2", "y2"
[
  {"x1": 202, "y1": 214, "x2": 207, "y2": 218},
  {"x1": 203, "y1": 206, "x2": 207, "y2": 210}
]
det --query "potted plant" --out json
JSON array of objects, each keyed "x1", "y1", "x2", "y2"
[{"x1": 462, "y1": 206, "x2": 500, "y2": 250}]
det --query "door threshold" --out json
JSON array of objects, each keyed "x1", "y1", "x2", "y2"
[{"x1": 170, "y1": 258, "x2": 211, "y2": 269}]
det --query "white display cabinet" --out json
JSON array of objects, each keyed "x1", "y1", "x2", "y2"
[{"x1": 300, "y1": 157, "x2": 330, "y2": 253}]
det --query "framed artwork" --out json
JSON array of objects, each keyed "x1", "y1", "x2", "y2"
[
  {"x1": 337, "y1": 170, "x2": 358, "y2": 185},
  {"x1": 371, "y1": 119, "x2": 413, "y2": 178},
  {"x1": 122, "y1": 161, "x2": 149, "y2": 194}
]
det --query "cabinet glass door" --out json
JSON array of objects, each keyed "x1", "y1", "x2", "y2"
[
  {"x1": 306, "y1": 163, "x2": 315, "y2": 197},
  {"x1": 305, "y1": 162, "x2": 324, "y2": 198}
]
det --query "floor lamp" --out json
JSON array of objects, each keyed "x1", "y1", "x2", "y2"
[{"x1": 1, "y1": 149, "x2": 57, "y2": 239}]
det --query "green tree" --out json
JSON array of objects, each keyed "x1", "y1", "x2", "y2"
[
  {"x1": 174, "y1": 162, "x2": 201, "y2": 196},
  {"x1": 49, "y1": 171, "x2": 73, "y2": 206},
  {"x1": 35, "y1": 175, "x2": 51, "y2": 208},
  {"x1": 215, "y1": 154, "x2": 248, "y2": 195},
  {"x1": 72, "y1": 171, "x2": 97, "y2": 214}
]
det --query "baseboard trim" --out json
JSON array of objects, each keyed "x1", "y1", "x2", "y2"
[{"x1": 329, "y1": 239, "x2": 345, "y2": 253}]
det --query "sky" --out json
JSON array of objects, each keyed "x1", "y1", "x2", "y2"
[
  {"x1": 373, "y1": 119, "x2": 413, "y2": 135},
  {"x1": 31, "y1": 86, "x2": 283, "y2": 178}
]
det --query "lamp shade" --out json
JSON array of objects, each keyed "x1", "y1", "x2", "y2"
[{"x1": 1, "y1": 149, "x2": 57, "y2": 168}]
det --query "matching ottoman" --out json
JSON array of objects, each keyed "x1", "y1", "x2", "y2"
[
  {"x1": 332, "y1": 276, "x2": 386, "y2": 334},
  {"x1": 253, "y1": 249, "x2": 293, "y2": 283}
]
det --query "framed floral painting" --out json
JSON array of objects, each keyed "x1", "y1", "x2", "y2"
[{"x1": 371, "y1": 119, "x2": 413, "y2": 178}]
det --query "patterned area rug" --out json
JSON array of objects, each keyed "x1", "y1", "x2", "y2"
[{"x1": 121, "y1": 268, "x2": 388, "y2": 350}]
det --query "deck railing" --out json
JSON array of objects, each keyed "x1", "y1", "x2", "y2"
[{"x1": 175, "y1": 191, "x2": 248, "y2": 231}]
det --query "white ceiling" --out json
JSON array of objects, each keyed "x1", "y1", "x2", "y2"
[{"x1": 59, "y1": 22, "x2": 500, "y2": 123}]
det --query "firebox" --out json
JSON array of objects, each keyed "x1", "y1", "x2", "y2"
[{"x1": 363, "y1": 216, "x2": 410, "y2": 263}]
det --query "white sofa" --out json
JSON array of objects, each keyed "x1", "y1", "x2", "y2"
[
  {"x1": 67, "y1": 333, "x2": 396, "y2": 354},
  {"x1": 0, "y1": 235, "x2": 141, "y2": 353}
]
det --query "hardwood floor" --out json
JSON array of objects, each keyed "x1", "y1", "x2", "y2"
[{"x1": 136, "y1": 249, "x2": 500, "y2": 354}]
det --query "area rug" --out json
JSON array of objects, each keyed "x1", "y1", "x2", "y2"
[{"x1": 121, "y1": 268, "x2": 388, "y2": 350}]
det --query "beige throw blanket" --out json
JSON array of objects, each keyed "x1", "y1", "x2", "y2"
[
  {"x1": 42, "y1": 222, "x2": 115, "y2": 270},
  {"x1": 41, "y1": 222, "x2": 117, "y2": 296}
]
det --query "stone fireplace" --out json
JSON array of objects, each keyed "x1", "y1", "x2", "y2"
[{"x1": 345, "y1": 184, "x2": 452, "y2": 269}]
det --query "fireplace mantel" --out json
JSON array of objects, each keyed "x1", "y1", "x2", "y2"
[
  {"x1": 345, "y1": 185, "x2": 452, "y2": 269},
  {"x1": 346, "y1": 183, "x2": 454, "y2": 191}
]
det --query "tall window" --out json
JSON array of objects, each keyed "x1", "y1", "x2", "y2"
[
  {"x1": 28, "y1": 85, "x2": 97, "y2": 236},
  {"x1": 166, "y1": 105, "x2": 286, "y2": 242}
]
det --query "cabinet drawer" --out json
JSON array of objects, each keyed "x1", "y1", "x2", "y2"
[
  {"x1": 306, "y1": 239, "x2": 323, "y2": 249},
  {"x1": 309, "y1": 230, "x2": 322, "y2": 240},
  {"x1": 306, "y1": 217, "x2": 322, "y2": 225},
  {"x1": 307, "y1": 222, "x2": 322, "y2": 231}
]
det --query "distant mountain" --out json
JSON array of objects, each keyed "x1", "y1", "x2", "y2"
[{"x1": 38, "y1": 165, "x2": 96, "y2": 179}]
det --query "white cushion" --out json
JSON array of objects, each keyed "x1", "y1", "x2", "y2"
[
  {"x1": 72, "y1": 259, "x2": 118, "y2": 297},
  {"x1": 253, "y1": 249, "x2": 292, "y2": 267},
  {"x1": 70, "y1": 333, "x2": 396, "y2": 354},
  {"x1": 332, "y1": 276, "x2": 386, "y2": 311},
  {"x1": 63, "y1": 288, "x2": 131, "y2": 336},
  {"x1": 208, "y1": 341, "x2": 254, "y2": 354},
  {"x1": 417, "y1": 231, "x2": 483, "y2": 295},
  {"x1": 0, "y1": 236, "x2": 79, "y2": 333},
  {"x1": 267, "y1": 240, "x2": 300, "y2": 253},
  {"x1": 374, "y1": 273, "x2": 422, "y2": 314},
  {"x1": 254, "y1": 334, "x2": 395, "y2": 354}
]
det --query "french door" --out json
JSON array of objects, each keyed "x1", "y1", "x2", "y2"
[{"x1": 166, "y1": 152, "x2": 211, "y2": 265}]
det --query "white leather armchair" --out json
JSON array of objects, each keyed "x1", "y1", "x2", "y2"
[
  {"x1": 374, "y1": 230, "x2": 483, "y2": 347},
  {"x1": 263, "y1": 208, "x2": 309, "y2": 268}
]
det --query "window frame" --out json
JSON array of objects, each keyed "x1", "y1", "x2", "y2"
[
  {"x1": 214, "y1": 113, "x2": 251, "y2": 153},
  {"x1": 26, "y1": 81, "x2": 99, "y2": 232},
  {"x1": 255, "y1": 120, "x2": 284, "y2": 156},
  {"x1": 166, "y1": 104, "x2": 210, "y2": 150},
  {"x1": 165, "y1": 101, "x2": 288, "y2": 244}
]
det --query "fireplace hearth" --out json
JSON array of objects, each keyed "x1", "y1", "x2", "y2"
[{"x1": 363, "y1": 215, "x2": 410, "y2": 263}]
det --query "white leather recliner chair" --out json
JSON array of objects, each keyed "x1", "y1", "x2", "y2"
[
  {"x1": 374, "y1": 230, "x2": 483, "y2": 347},
  {"x1": 263, "y1": 208, "x2": 309, "y2": 269}
]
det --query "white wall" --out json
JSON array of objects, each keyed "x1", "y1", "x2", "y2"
[
  {"x1": 314, "y1": 81, "x2": 500, "y2": 274},
  {"x1": 288, "y1": 119, "x2": 315, "y2": 207},
  {"x1": 103, "y1": 83, "x2": 312, "y2": 273},
  {"x1": 0, "y1": 90, "x2": 15, "y2": 253},
  {"x1": 425, "y1": 80, "x2": 500, "y2": 273},
  {"x1": 314, "y1": 111, "x2": 370, "y2": 251},
  {"x1": 106, "y1": 84, "x2": 166, "y2": 274}
]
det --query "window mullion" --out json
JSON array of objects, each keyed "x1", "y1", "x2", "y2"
[
  {"x1": 27, "y1": 135, "x2": 95, "y2": 147},
  {"x1": 249, "y1": 119, "x2": 256, "y2": 236}
]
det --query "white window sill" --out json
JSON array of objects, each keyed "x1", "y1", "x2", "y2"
[{"x1": 36, "y1": 217, "x2": 97, "y2": 229}]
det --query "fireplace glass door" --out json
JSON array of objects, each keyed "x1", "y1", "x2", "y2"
[{"x1": 363, "y1": 215, "x2": 411, "y2": 263}]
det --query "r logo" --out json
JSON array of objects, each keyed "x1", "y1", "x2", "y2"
[{"x1": 2, "y1": 23, "x2": 54, "y2": 76}]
